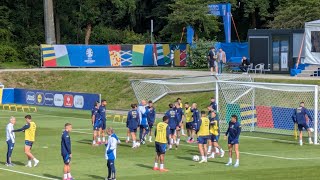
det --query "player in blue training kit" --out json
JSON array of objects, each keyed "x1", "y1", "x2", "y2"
[
  {"x1": 105, "y1": 128, "x2": 120, "y2": 180},
  {"x1": 147, "y1": 100, "x2": 156, "y2": 142},
  {"x1": 92, "y1": 101, "x2": 101, "y2": 145},
  {"x1": 292, "y1": 102, "x2": 314, "y2": 145},
  {"x1": 126, "y1": 104, "x2": 140, "y2": 148},
  {"x1": 225, "y1": 115, "x2": 241, "y2": 167},
  {"x1": 165, "y1": 103, "x2": 178, "y2": 149},
  {"x1": 138, "y1": 100, "x2": 149, "y2": 144},
  {"x1": 210, "y1": 97, "x2": 217, "y2": 111},
  {"x1": 189, "y1": 103, "x2": 200, "y2": 143},
  {"x1": 61, "y1": 123, "x2": 73, "y2": 180},
  {"x1": 174, "y1": 102, "x2": 184, "y2": 148},
  {"x1": 99, "y1": 100, "x2": 107, "y2": 143}
]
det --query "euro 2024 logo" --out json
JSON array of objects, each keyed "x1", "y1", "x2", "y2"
[{"x1": 84, "y1": 48, "x2": 95, "y2": 64}]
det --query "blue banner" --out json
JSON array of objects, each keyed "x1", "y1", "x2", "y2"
[
  {"x1": 215, "y1": 42, "x2": 248, "y2": 61},
  {"x1": 208, "y1": 3, "x2": 231, "y2": 43},
  {"x1": 14, "y1": 88, "x2": 100, "y2": 110},
  {"x1": 66, "y1": 45, "x2": 111, "y2": 67},
  {"x1": 187, "y1": 26, "x2": 194, "y2": 46}
]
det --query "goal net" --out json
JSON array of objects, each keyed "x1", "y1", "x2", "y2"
[
  {"x1": 131, "y1": 74, "x2": 319, "y2": 144},
  {"x1": 130, "y1": 74, "x2": 252, "y2": 103},
  {"x1": 217, "y1": 80, "x2": 319, "y2": 144}
]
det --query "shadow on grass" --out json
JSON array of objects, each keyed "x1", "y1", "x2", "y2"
[
  {"x1": 12, "y1": 161, "x2": 25, "y2": 166},
  {"x1": 76, "y1": 139, "x2": 92, "y2": 145},
  {"x1": 0, "y1": 161, "x2": 25, "y2": 166},
  {"x1": 85, "y1": 174, "x2": 105, "y2": 179},
  {"x1": 136, "y1": 163, "x2": 153, "y2": 170},
  {"x1": 176, "y1": 156, "x2": 192, "y2": 161},
  {"x1": 43, "y1": 174, "x2": 61, "y2": 179}
]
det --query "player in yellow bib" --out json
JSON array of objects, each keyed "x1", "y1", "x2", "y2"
[
  {"x1": 184, "y1": 102, "x2": 193, "y2": 142},
  {"x1": 13, "y1": 115, "x2": 39, "y2": 167},
  {"x1": 153, "y1": 116, "x2": 170, "y2": 172},
  {"x1": 208, "y1": 111, "x2": 225, "y2": 159},
  {"x1": 196, "y1": 111, "x2": 210, "y2": 163}
]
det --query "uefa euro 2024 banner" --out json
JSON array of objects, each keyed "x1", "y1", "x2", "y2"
[
  {"x1": 41, "y1": 44, "x2": 189, "y2": 67},
  {"x1": 14, "y1": 88, "x2": 100, "y2": 110}
]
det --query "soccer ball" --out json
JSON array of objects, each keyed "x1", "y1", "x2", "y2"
[
  {"x1": 136, "y1": 142, "x2": 141, "y2": 147},
  {"x1": 192, "y1": 155, "x2": 200, "y2": 162},
  {"x1": 309, "y1": 128, "x2": 314, "y2": 132}
]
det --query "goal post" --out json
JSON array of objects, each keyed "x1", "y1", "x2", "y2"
[{"x1": 217, "y1": 80, "x2": 319, "y2": 144}]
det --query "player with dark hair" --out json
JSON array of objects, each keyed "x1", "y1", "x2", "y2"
[
  {"x1": 13, "y1": 115, "x2": 39, "y2": 167},
  {"x1": 99, "y1": 100, "x2": 108, "y2": 143},
  {"x1": 225, "y1": 115, "x2": 241, "y2": 167},
  {"x1": 174, "y1": 102, "x2": 184, "y2": 148},
  {"x1": 92, "y1": 101, "x2": 101, "y2": 145},
  {"x1": 127, "y1": 104, "x2": 140, "y2": 148},
  {"x1": 176, "y1": 98, "x2": 186, "y2": 136},
  {"x1": 197, "y1": 111, "x2": 210, "y2": 163},
  {"x1": 147, "y1": 100, "x2": 156, "y2": 142},
  {"x1": 165, "y1": 103, "x2": 178, "y2": 149},
  {"x1": 208, "y1": 111, "x2": 224, "y2": 159},
  {"x1": 61, "y1": 123, "x2": 73, "y2": 180},
  {"x1": 153, "y1": 116, "x2": 170, "y2": 172},
  {"x1": 292, "y1": 102, "x2": 314, "y2": 145}
]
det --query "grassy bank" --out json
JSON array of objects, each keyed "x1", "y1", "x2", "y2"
[{"x1": 0, "y1": 70, "x2": 319, "y2": 111}]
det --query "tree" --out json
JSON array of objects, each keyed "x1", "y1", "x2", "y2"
[
  {"x1": 269, "y1": 0, "x2": 320, "y2": 28},
  {"x1": 161, "y1": 0, "x2": 219, "y2": 42},
  {"x1": 240, "y1": 0, "x2": 270, "y2": 28}
]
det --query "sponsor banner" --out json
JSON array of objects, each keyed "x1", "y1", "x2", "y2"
[{"x1": 14, "y1": 88, "x2": 100, "y2": 110}]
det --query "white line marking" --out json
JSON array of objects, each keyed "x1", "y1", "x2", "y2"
[
  {"x1": 241, "y1": 135, "x2": 296, "y2": 143},
  {"x1": 0, "y1": 167, "x2": 59, "y2": 180},
  {"x1": 71, "y1": 130, "x2": 320, "y2": 161}
]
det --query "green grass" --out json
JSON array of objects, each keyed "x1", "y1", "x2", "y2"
[
  {"x1": 0, "y1": 108, "x2": 319, "y2": 180},
  {"x1": 1, "y1": 70, "x2": 320, "y2": 112},
  {"x1": 0, "y1": 61, "x2": 35, "y2": 69}
]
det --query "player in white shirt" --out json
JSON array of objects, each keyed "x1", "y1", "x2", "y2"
[{"x1": 6, "y1": 116, "x2": 16, "y2": 166}]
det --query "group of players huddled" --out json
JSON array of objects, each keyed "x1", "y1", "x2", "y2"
[{"x1": 124, "y1": 97, "x2": 242, "y2": 171}]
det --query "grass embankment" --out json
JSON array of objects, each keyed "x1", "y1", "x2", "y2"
[{"x1": 0, "y1": 70, "x2": 319, "y2": 112}]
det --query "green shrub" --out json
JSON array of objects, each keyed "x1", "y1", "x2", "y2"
[
  {"x1": 23, "y1": 45, "x2": 41, "y2": 66},
  {"x1": 0, "y1": 44, "x2": 19, "y2": 63},
  {"x1": 188, "y1": 39, "x2": 214, "y2": 68}
]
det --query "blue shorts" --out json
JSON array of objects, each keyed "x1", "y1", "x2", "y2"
[
  {"x1": 25, "y1": 140, "x2": 33, "y2": 147},
  {"x1": 62, "y1": 154, "x2": 71, "y2": 165},
  {"x1": 228, "y1": 138, "x2": 239, "y2": 145},
  {"x1": 93, "y1": 120, "x2": 102, "y2": 130},
  {"x1": 186, "y1": 122, "x2": 193, "y2": 129},
  {"x1": 170, "y1": 129, "x2": 176, "y2": 135},
  {"x1": 129, "y1": 128, "x2": 137, "y2": 133},
  {"x1": 298, "y1": 123, "x2": 310, "y2": 131},
  {"x1": 210, "y1": 134, "x2": 219, "y2": 142},
  {"x1": 192, "y1": 123, "x2": 198, "y2": 130},
  {"x1": 197, "y1": 136, "x2": 209, "y2": 144},
  {"x1": 155, "y1": 142, "x2": 167, "y2": 154},
  {"x1": 148, "y1": 122, "x2": 154, "y2": 129},
  {"x1": 101, "y1": 119, "x2": 106, "y2": 130},
  {"x1": 140, "y1": 125, "x2": 149, "y2": 130}
]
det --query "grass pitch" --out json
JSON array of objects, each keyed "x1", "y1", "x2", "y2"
[{"x1": 0, "y1": 108, "x2": 319, "y2": 180}]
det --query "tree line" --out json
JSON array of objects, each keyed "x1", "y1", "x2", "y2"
[{"x1": 0, "y1": 0, "x2": 320, "y2": 66}]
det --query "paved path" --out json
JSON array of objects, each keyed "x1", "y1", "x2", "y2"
[{"x1": 1, "y1": 67, "x2": 319, "y2": 80}]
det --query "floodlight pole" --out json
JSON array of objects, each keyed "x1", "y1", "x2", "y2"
[{"x1": 44, "y1": 0, "x2": 56, "y2": 44}]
